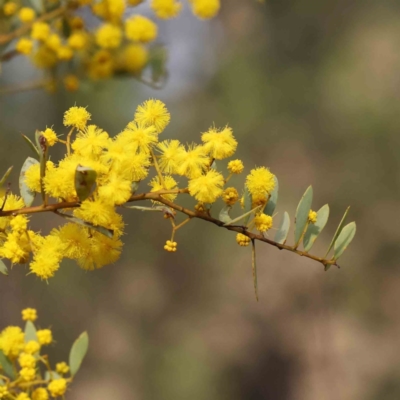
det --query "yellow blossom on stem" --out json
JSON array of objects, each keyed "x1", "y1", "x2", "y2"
[
  {"x1": 134, "y1": 99, "x2": 170, "y2": 133},
  {"x1": 68, "y1": 31, "x2": 88, "y2": 50},
  {"x1": 164, "y1": 240, "x2": 177, "y2": 252},
  {"x1": 45, "y1": 34, "x2": 61, "y2": 52},
  {"x1": 119, "y1": 121, "x2": 158, "y2": 154},
  {"x1": 156, "y1": 139, "x2": 185, "y2": 174},
  {"x1": 16, "y1": 38, "x2": 33, "y2": 55},
  {"x1": 177, "y1": 144, "x2": 209, "y2": 178},
  {"x1": 18, "y1": 7, "x2": 36, "y2": 22},
  {"x1": 47, "y1": 379, "x2": 67, "y2": 397},
  {"x1": 125, "y1": 15, "x2": 158, "y2": 43},
  {"x1": 151, "y1": 0, "x2": 182, "y2": 19},
  {"x1": 96, "y1": 23, "x2": 122, "y2": 49},
  {"x1": 36, "y1": 329, "x2": 52, "y2": 345},
  {"x1": 16, "y1": 393, "x2": 30, "y2": 400},
  {"x1": 64, "y1": 74, "x2": 79, "y2": 91},
  {"x1": 227, "y1": 159, "x2": 244, "y2": 174},
  {"x1": 128, "y1": 0, "x2": 144, "y2": 4},
  {"x1": 254, "y1": 213, "x2": 273, "y2": 233},
  {"x1": 56, "y1": 362, "x2": 69, "y2": 374},
  {"x1": 25, "y1": 161, "x2": 54, "y2": 193},
  {"x1": 72, "y1": 125, "x2": 109, "y2": 158},
  {"x1": 236, "y1": 233, "x2": 251, "y2": 246},
  {"x1": 222, "y1": 187, "x2": 239, "y2": 205},
  {"x1": 117, "y1": 44, "x2": 148, "y2": 73},
  {"x1": 24, "y1": 340, "x2": 40, "y2": 355},
  {"x1": 188, "y1": 169, "x2": 224, "y2": 204},
  {"x1": 31, "y1": 22, "x2": 50, "y2": 41},
  {"x1": 0, "y1": 326, "x2": 24, "y2": 358},
  {"x1": 308, "y1": 210, "x2": 317, "y2": 224},
  {"x1": 22, "y1": 308, "x2": 37, "y2": 322},
  {"x1": 149, "y1": 175, "x2": 178, "y2": 202},
  {"x1": 246, "y1": 167, "x2": 275, "y2": 198},
  {"x1": 19, "y1": 352, "x2": 36, "y2": 368},
  {"x1": 201, "y1": 125, "x2": 237, "y2": 160},
  {"x1": 20, "y1": 367, "x2": 36, "y2": 382},
  {"x1": 0, "y1": 386, "x2": 9, "y2": 399},
  {"x1": 32, "y1": 388, "x2": 49, "y2": 400},
  {"x1": 3, "y1": 2, "x2": 17, "y2": 16},
  {"x1": 57, "y1": 46, "x2": 74, "y2": 61},
  {"x1": 63, "y1": 106, "x2": 91, "y2": 130},
  {"x1": 98, "y1": 173, "x2": 132, "y2": 205},
  {"x1": 190, "y1": 0, "x2": 220, "y2": 19},
  {"x1": 42, "y1": 128, "x2": 57, "y2": 146}
]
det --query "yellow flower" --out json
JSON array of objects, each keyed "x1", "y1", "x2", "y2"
[
  {"x1": 149, "y1": 175, "x2": 178, "y2": 202},
  {"x1": 176, "y1": 144, "x2": 209, "y2": 178},
  {"x1": 128, "y1": 0, "x2": 144, "y2": 5},
  {"x1": 18, "y1": 7, "x2": 36, "y2": 22},
  {"x1": 156, "y1": 139, "x2": 185, "y2": 174},
  {"x1": 16, "y1": 38, "x2": 33, "y2": 55},
  {"x1": 227, "y1": 159, "x2": 244, "y2": 174},
  {"x1": 64, "y1": 74, "x2": 79, "y2": 91},
  {"x1": 63, "y1": 106, "x2": 91, "y2": 130},
  {"x1": 151, "y1": 0, "x2": 182, "y2": 19},
  {"x1": 24, "y1": 161, "x2": 53, "y2": 193},
  {"x1": 20, "y1": 367, "x2": 36, "y2": 382},
  {"x1": 22, "y1": 308, "x2": 37, "y2": 322},
  {"x1": 74, "y1": 199, "x2": 118, "y2": 229},
  {"x1": 254, "y1": 213, "x2": 273, "y2": 232},
  {"x1": 119, "y1": 121, "x2": 158, "y2": 154},
  {"x1": 0, "y1": 326, "x2": 24, "y2": 358},
  {"x1": 0, "y1": 232, "x2": 29, "y2": 264},
  {"x1": 98, "y1": 173, "x2": 132, "y2": 205},
  {"x1": 188, "y1": 170, "x2": 224, "y2": 204},
  {"x1": 36, "y1": 329, "x2": 52, "y2": 345},
  {"x1": 10, "y1": 215, "x2": 29, "y2": 232},
  {"x1": 45, "y1": 34, "x2": 61, "y2": 51},
  {"x1": 118, "y1": 44, "x2": 148, "y2": 73},
  {"x1": 236, "y1": 233, "x2": 250, "y2": 246},
  {"x1": 31, "y1": 22, "x2": 50, "y2": 41},
  {"x1": 222, "y1": 187, "x2": 239, "y2": 205},
  {"x1": 48, "y1": 379, "x2": 67, "y2": 397},
  {"x1": 96, "y1": 23, "x2": 122, "y2": 49},
  {"x1": 32, "y1": 388, "x2": 49, "y2": 400},
  {"x1": 201, "y1": 125, "x2": 237, "y2": 160},
  {"x1": 308, "y1": 210, "x2": 317, "y2": 224},
  {"x1": 24, "y1": 340, "x2": 40, "y2": 355},
  {"x1": 246, "y1": 167, "x2": 275, "y2": 197},
  {"x1": 0, "y1": 386, "x2": 9, "y2": 399},
  {"x1": 72, "y1": 125, "x2": 109, "y2": 158},
  {"x1": 19, "y1": 352, "x2": 36, "y2": 368},
  {"x1": 32, "y1": 46, "x2": 57, "y2": 69},
  {"x1": 190, "y1": 0, "x2": 220, "y2": 19},
  {"x1": 42, "y1": 128, "x2": 57, "y2": 146},
  {"x1": 125, "y1": 15, "x2": 158, "y2": 43},
  {"x1": 16, "y1": 393, "x2": 30, "y2": 400},
  {"x1": 67, "y1": 31, "x2": 88, "y2": 50},
  {"x1": 3, "y1": 2, "x2": 17, "y2": 16},
  {"x1": 164, "y1": 240, "x2": 177, "y2": 252},
  {"x1": 54, "y1": 223, "x2": 91, "y2": 260},
  {"x1": 134, "y1": 99, "x2": 170, "y2": 133},
  {"x1": 56, "y1": 362, "x2": 70, "y2": 374},
  {"x1": 57, "y1": 46, "x2": 74, "y2": 61}
]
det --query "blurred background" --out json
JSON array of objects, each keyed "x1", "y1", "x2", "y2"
[{"x1": 1, "y1": 0, "x2": 400, "y2": 399}]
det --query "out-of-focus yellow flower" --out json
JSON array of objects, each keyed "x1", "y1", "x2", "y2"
[
  {"x1": 151, "y1": 0, "x2": 182, "y2": 19},
  {"x1": 16, "y1": 38, "x2": 33, "y2": 55},
  {"x1": 125, "y1": 15, "x2": 158, "y2": 43},
  {"x1": 18, "y1": 7, "x2": 36, "y2": 22}
]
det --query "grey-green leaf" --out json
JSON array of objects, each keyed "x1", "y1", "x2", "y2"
[
  {"x1": 55, "y1": 212, "x2": 113, "y2": 238},
  {"x1": 265, "y1": 176, "x2": 278, "y2": 216},
  {"x1": 149, "y1": 45, "x2": 167, "y2": 85},
  {"x1": 44, "y1": 371, "x2": 62, "y2": 381},
  {"x1": 303, "y1": 204, "x2": 330, "y2": 252},
  {"x1": 69, "y1": 331, "x2": 89, "y2": 376},
  {"x1": 294, "y1": 186, "x2": 313, "y2": 246},
  {"x1": 0, "y1": 166, "x2": 13, "y2": 187},
  {"x1": 19, "y1": 157, "x2": 39, "y2": 206},
  {"x1": 21, "y1": 134, "x2": 40, "y2": 158},
  {"x1": 324, "y1": 206, "x2": 350, "y2": 258},
  {"x1": 334, "y1": 222, "x2": 356, "y2": 260},
  {"x1": 324, "y1": 263, "x2": 333, "y2": 271},
  {"x1": 251, "y1": 240, "x2": 258, "y2": 302},
  {"x1": 275, "y1": 211, "x2": 290, "y2": 244},
  {"x1": 0, "y1": 350, "x2": 15, "y2": 379},
  {"x1": 75, "y1": 165, "x2": 97, "y2": 202},
  {"x1": 219, "y1": 204, "x2": 232, "y2": 224},
  {"x1": 0, "y1": 260, "x2": 8, "y2": 276},
  {"x1": 242, "y1": 186, "x2": 252, "y2": 226},
  {"x1": 24, "y1": 321, "x2": 37, "y2": 343}
]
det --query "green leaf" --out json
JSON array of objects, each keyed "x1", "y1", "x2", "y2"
[
  {"x1": 149, "y1": 45, "x2": 167, "y2": 85},
  {"x1": 0, "y1": 166, "x2": 13, "y2": 187},
  {"x1": 334, "y1": 222, "x2": 356, "y2": 260},
  {"x1": 324, "y1": 206, "x2": 350, "y2": 258},
  {"x1": 75, "y1": 165, "x2": 97, "y2": 202},
  {"x1": 0, "y1": 350, "x2": 15, "y2": 379},
  {"x1": 55, "y1": 212, "x2": 113, "y2": 238},
  {"x1": 21, "y1": 134, "x2": 40, "y2": 158},
  {"x1": 223, "y1": 205, "x2": 261, "y2": 227},
  {"x1": 219, "y1": 204, "x2": 232, "y2": 224},
  {"x1": 303, "y1": 204, "x2": 330, "y2": 252},
  {"x1": 44, "y1": 371, "x2": 62, "y2": 381},
  {"x1": 242, "y1": 186, "x2": 252, "y2": 226},
  {"x1": 275, "y1": 211, "x2": 290, "y2": 244},
  {"x1": 324, "y1": 263, "x2": 333, "y2": 271},
  {"x1": 0, "y1": 259, "x2": 8, "y2": 276},
  {"x1": 251, "y1": 240, "x2": 258, "y2": 301},
  {"x1": 294, "y1": 186, "x2": 313, "y2": 246},
  {"x1": 265, "y1": 176, "x2": 278, "y2": 216},
  {"x1": 24, "y1": 321, "x2": 37, "y2": 343},
  {"x1": 19, "y1": 157, "x2": 39, "y2": 206},
  {"x1": 69, "y1": 331, "x2": 89, "y2": 376}
]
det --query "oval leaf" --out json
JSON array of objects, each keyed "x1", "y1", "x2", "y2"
[
  {"x1": 275, "y1": 211, "x2": 290, "y2": 244},
  {"x1": 334, "y1": 222, "x2": 356, "y2": 260},
  {"x1": 44, "y1": 371, "x2": 62, "y2": 381},
  {"x1": 0, "y1": 259, "x2": 8, "y2": 276},
  {"x1": 265, "y1": 176, "x2": 278, "y2": 216},
  {"x1": 0, "y1": 166, "x2": 13, "y2": 187},
  {"x1": 21, "y1": 134, "x2": 40, "y2": 158},
  {"x1": 69, "y1": 331, "x2": 89, "y2": 376},
  {"x1": 324, "y1": 206, "x2": 350, "y2": 258},
  {"x1": 24, "y1": 321, "x2": 37, "y2": 343},
  {"x1": 75, "y1": 165, "x2": 97, "y2": 202},
  {"x1": 19, "y1": 157, "x2": 39, "y2": 206},
  {"x1": 0, "y1": 350, "x2": 15, "y2": 379},
  {"x1": 294, "y1": 186, "x2": 313, "y2": 246},
  {"x1": 219, "y1": 204, "x2": 232, "y2": 224},
  {"x1": 303, "y1": 204, "x2": 330, "y2": 252},
  {"x1": 242, "y1": 186, "x2": 252, "y2": 226}
]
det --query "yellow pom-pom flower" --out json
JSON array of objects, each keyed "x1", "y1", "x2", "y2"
[
  {"x1": 24, "y1": 340, "x2": 40, "y2": 355},
  {"x1": 16, "y1": 38, "x2": 33, "y2": 55},
  {"x1": 134, "y1": 99, "x2": 170, "y2": 133},
  {"x1": 57, "y1": 46, "x2": 74, "y2": 61},
  {"x1": 47, "y1": 379, "x2": 67, "y2": 397},
  {"x1": 222, "y1": 187, "x2": 239, "y2": 206},
  {"x1": 22, "y1": 308, "x2": 37, "y2": 322},
  {"x1": 128, "y1": 0, "x2": 144, "y2": 4},
  {"x1": 18, "y1": 7, "x2": 36, "y2": 22},
  {"x1": 188, "y1": 169, "x2": 224, "y2": 204},
  {"x1": 56, "y1": 362, "x2": 70, "y2": 374},
  {"x1": 190, "y1": 0, "x2": 220, "y2": 19},
  {"x1": 0, "y1": 326, "x2": 24, "y2": 359},
  {"x1": 156, "y1": 139, "x2": 185, "y2": 174},
  {"x1": 308, "y1": 210, "x2": 317, "y2": 224},
  {"x1": 202, "y1": 125, "x2": 237, "y2": 160},
  {"x1": 227, "y1": 159, "x2": 244, "y2": 174},
  {"x1": 63, "y1": 106, "x2": 91, "y2": 130},
  {"x1": 254, "y1": 213, "x2": 273, "y2": 233},
  {"x1": 96, "y1": 23, "x2": 122, "y2": 49},
  {"x1": 236, "y1": 233, "x2": 251, "y2": 247},
  {"x1": 246, "y1": 167, "x2": 275, "y2": 197},
  {"x1": 32, "y1": 388, "x2": 49, "y2": 400},
  {"x1": 31, "y1": 22, "x2": 50, "y2": 41},
  {"x1": 149, "y1": 175, "x2": 178, "y2": 202},
  {"x1": 19, "y1": 352, "x2": 36, "y2": 368},
  {"x1": 72, "y1": 125, "x2": 109, "y2": 158},
  {"x1": 0, "y1": 386, "x2": 9, "y2": 399},
  {"x1": 64, "y1": 74, "x2": 79, "y2": 91},
  {"x1": 16, "y1": 393, "x2": 30, "y2": 400},
  {"x1": 164, "y1": 240, "x2": 177, "y2": 252},
  {"x1": 176, "y1": 144, "x2": 209, "y2": 178},
  {"x1": 20, "y1": 367, "x2": 36, "y2": 382},
  {"x1": 151, "y1": 0, "x2": 182, "y2": 19},
  {"x1": 119, "y1": 121, "x2": 158, "y2": 154},
  {"x1": 125, "y1": 15, "x2": 158, "y2": 43},
  {"x1": 36, "y1": 329, "x2": 52, "y2": 345},
  {"x1": 42, "y1": 128, "x2": 57, "y2": 146},
  {"x1": 68, "y1": 31, "x2": 88, "y2": 50},
  {"x1": 3, "y1": 2, "x2": 18, "y2": 16},
  {"x1": 118, "y1": 44, "x2": 148, "y2": 73}
]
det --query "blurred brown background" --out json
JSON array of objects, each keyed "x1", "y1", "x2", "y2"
[{"x1": 1, "y1": 1, "x2": 400, "y2": 399}]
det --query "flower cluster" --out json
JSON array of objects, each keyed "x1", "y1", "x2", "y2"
[
  {"x1": 0, "y1": 308, "x2": 87, "y2": 399},
  {"x1": 1, "y1": 0, "x2": 221, "y2": 92}
]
